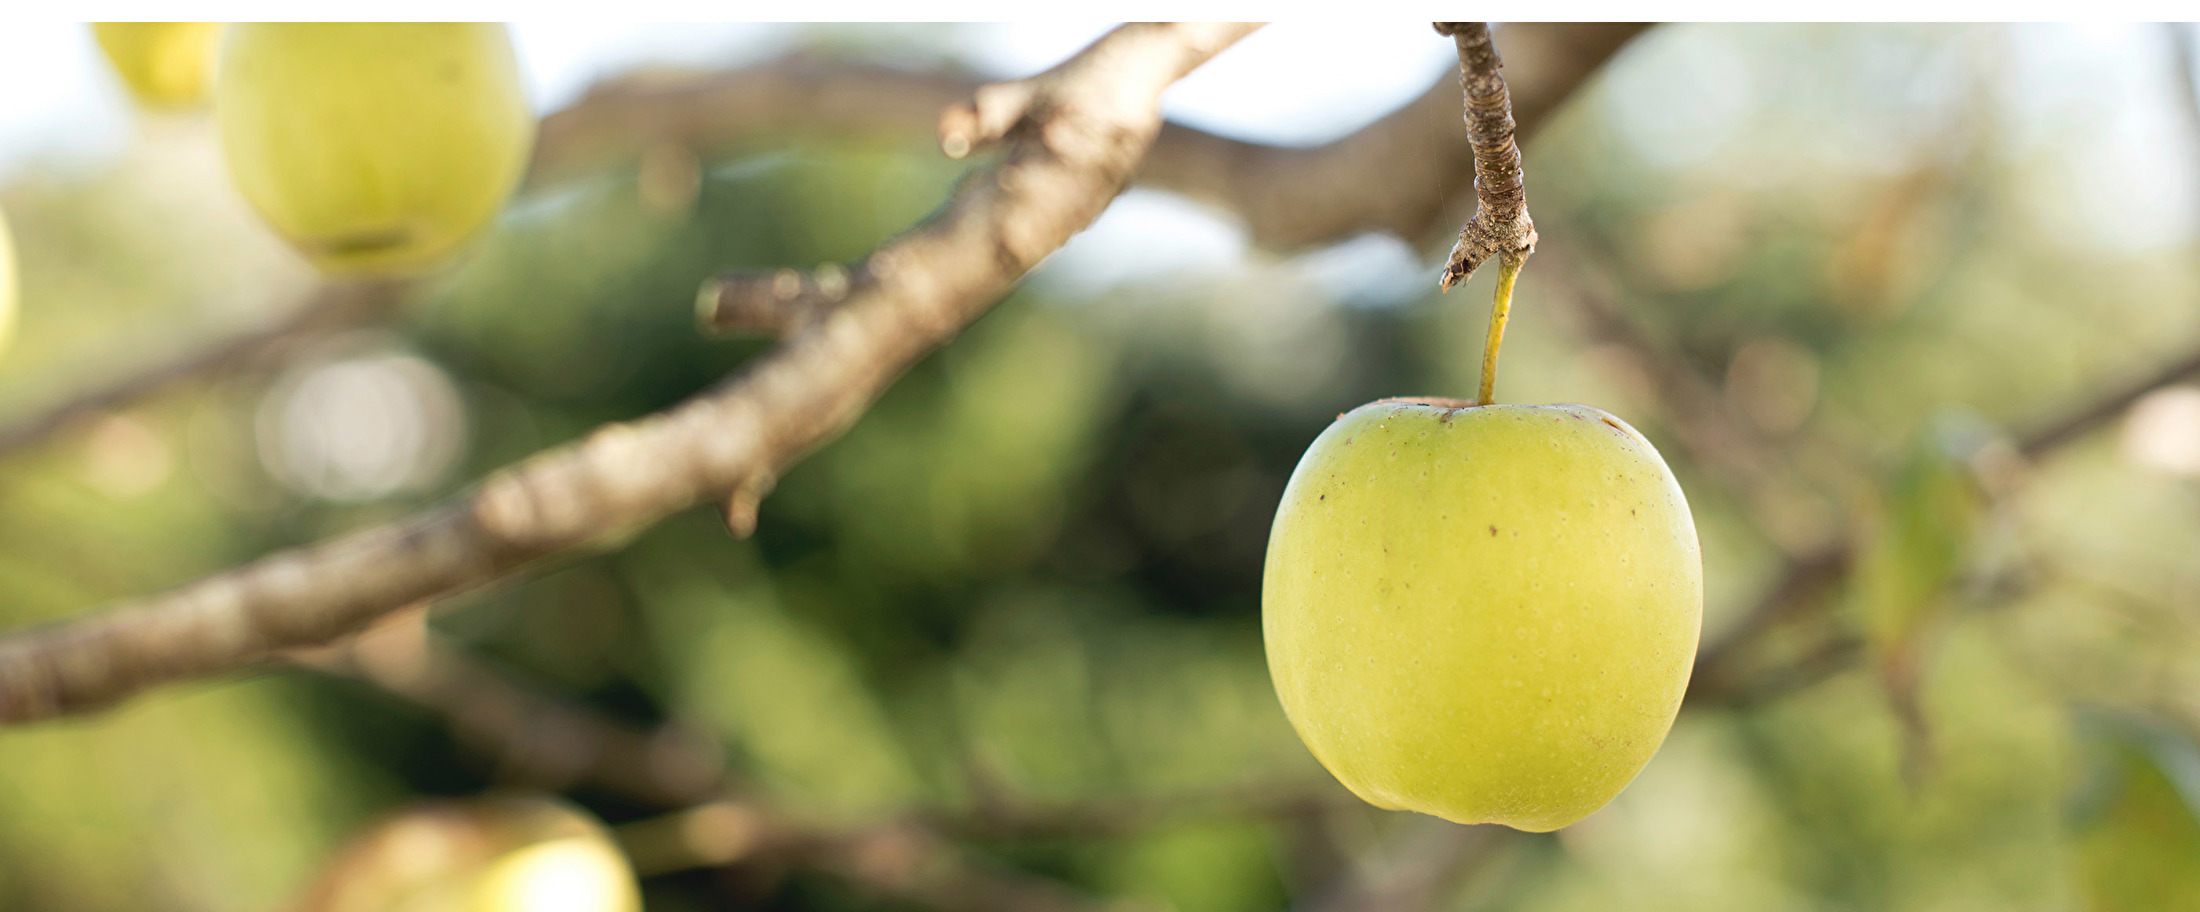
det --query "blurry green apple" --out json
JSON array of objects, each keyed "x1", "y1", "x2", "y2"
[
  {"x1": 214, "y1": 23, "x2": 534, "y2": 276},
  {"x1": 92, "y1": 22, "x2": 224, "y2": 108},
  {"x1": 298, "y1": 795, "x2": 641, "y2": 912},
  {"x1": 1263, "y1": 400, "x2": 1702, "y2": 831}
]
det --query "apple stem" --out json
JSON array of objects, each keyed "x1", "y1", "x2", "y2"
[{"x1": 1477, "y1": 257, "x2": 1523, "y2": 406}]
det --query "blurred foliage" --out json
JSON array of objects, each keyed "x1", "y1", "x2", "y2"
[
  {"x1": 3, "y1": 20, "x2": 2200, "y2": 912},
  {"x1": 2069, "y1": 713, "x2": 2200, "y2": 912},
  {"x1": 1846, "y1": 417, "x2": 1990, "y2": 655}
]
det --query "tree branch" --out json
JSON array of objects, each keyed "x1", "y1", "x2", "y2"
[
  {"x1": 2012, "y1": 343, "x2": 2200, "y2": 460},
  {"x1": 698, "y1": 263, "x2": 859, "y2": 337},
  {"x1": 1432, "y1": 22, "x2": 1536, "y2": 291},
  {"x1": 0, "y1": 22, "x2": 1263, "y2": 724}
]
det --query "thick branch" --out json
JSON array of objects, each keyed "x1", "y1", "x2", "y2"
[
  {"x1": 0, "y1": 22, "x2": 1262, "y2": 724},
  {"x1": 698, "y1": 263, "x2": 860, "y2": 337}
]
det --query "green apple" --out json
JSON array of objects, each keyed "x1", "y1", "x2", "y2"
[
  {"x1": 92, "y1": 23, "x2": 224, "y2": 109},
  {"x1": 1263, "y1": 399, "x2": 1701, "y2": 831},
  {"x1": 214, "y1": 23, "x2": 534, "y2": 276},
  {"x1": 297, "y1": 795, "x2": 641, "y2": 912}
]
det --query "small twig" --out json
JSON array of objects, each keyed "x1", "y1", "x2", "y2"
[
  {"x1": 1433, "y1": 23, "x2": 1538, "y2": 407},
  {"x1": 718, "y1": 469, "x2": 777, "y2": 539},
  {"x1": 1434, "y1": 23, "x2": 1537, "y2": 292},
  {"x1": 0, "y1": 22, "x2": 1262, "y2": 724},
  {"x1": 2014, "y1": 341, "x2": 2200, "y2": 458},
  {"x1": 697, "y1": 264, "x2": 860, "y2": 337}
]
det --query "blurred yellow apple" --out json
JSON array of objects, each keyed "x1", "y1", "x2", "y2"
[
  {"x1": 92, "y1": 22, "x2": 224, "y2": 108},
  {"x1": 214, "y1": 23, "x2": 535, "y2": 276},
  {"x1": 297, "y1": 795, "x2": 641, "y2": 912},
  {"x1": 1263, "y1": 400, "x2": 1702, "y2": 831}
]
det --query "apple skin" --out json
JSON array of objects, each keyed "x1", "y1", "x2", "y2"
[
  {"x1": 92, "y1": 23, "x2": 224, "y2": 108},
  {"x1": 214, "y1": 23, "x2": 534, "y2": 276},
  {"x1": 1263, "y1": 400, "x2": 1702, "y2": 832}
]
